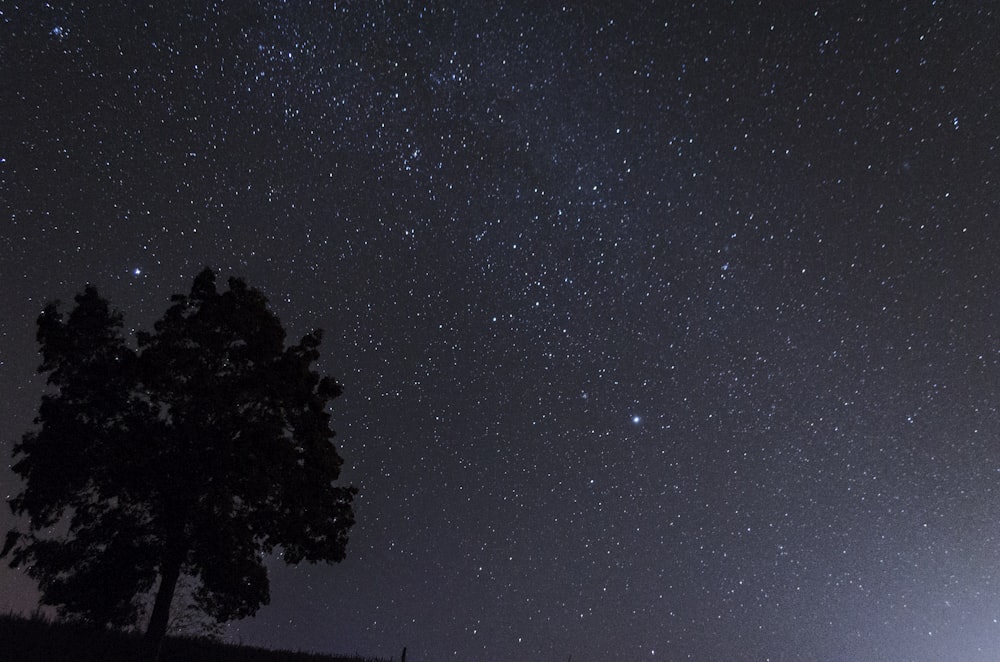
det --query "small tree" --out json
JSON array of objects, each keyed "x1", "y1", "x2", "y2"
[{"x1": 2, "y1": 268, "x2": 357, "y2": 660}]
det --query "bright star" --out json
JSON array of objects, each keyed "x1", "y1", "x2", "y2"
[{"x1": 631, "y1": 415, "x2": 641, "y2": 424}]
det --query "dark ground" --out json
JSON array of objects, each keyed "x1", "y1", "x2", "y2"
[{"x1": 0, "y1": 612, "x2": 395, "y2": 662}]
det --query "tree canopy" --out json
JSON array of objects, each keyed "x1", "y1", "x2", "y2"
[{"x1": 3, "y1": 268, "x2": 357, "y2": 659}]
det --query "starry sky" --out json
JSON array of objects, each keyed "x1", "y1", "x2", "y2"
[{"x1": 2, "y1": 1, "x2": 1000, "y2": 660}]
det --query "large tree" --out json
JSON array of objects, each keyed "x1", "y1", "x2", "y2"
[{"x1": 2, "y1": 269, "x2": 357, "y2": 660}]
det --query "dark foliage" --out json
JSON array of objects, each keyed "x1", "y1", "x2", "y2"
[{"x1": 3, "y1": 269, "x2": 357, "y2": 656}]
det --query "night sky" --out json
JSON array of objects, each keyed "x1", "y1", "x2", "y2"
[{"x1": 2, "y1": 2, "x2": 1000, "y2": 660}]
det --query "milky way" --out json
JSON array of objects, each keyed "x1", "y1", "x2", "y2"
[{"x1": 2, "y1": 3, "x2": 1000, "y2": 660}]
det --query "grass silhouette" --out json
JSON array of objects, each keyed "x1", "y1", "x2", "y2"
[{"x1": 1, "y1": 611, "x2": 392, "y2": 662}]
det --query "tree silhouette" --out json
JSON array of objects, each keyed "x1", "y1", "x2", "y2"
[{"x1": 2, "y1": 268, "x2": 357, "y2": 661}]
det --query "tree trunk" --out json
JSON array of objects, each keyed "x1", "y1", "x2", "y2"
[{"x1": 142, "y1": 551, "x2": 182, "y2": 662}]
